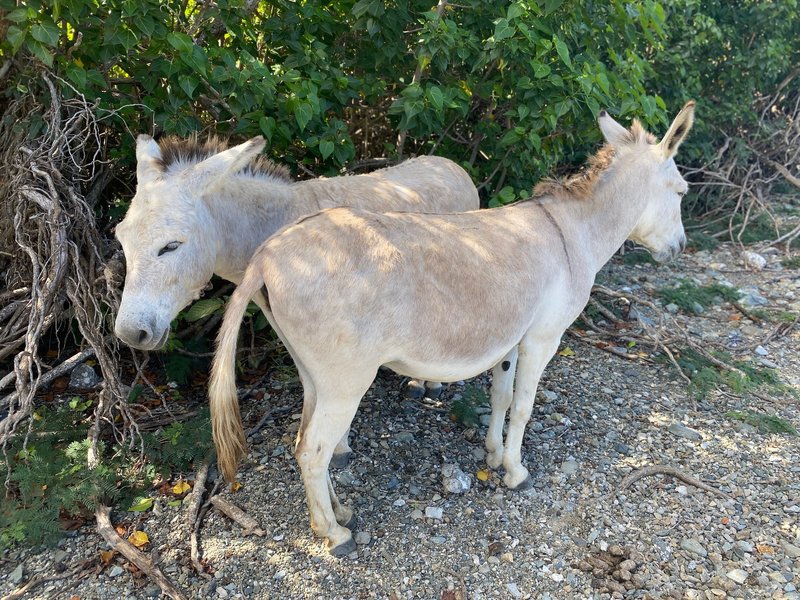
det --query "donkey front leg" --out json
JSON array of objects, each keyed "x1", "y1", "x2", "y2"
[
  {"x1": 502, "y1": 335, "x2": 561, "y2": 490},
  {"x1": 485, "y1": 347, "x2": 519, "y2": 469},
  {"x1": 295, "y1": 390, "x2": 364, "y2": 556}
]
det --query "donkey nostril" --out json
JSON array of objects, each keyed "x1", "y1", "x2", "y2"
[{"x1": 137, "y1": 329, "x2": 150, "y2": 344}]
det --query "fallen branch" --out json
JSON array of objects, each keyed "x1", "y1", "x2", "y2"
[
  {"x1": 188, "y1": 463, "x2": 211, "y2": 578},
  {"x1": 618, "y1": 465, "x2": 732, "y2": 500},
  {"x1": 95, "y1": 505, "x2": 187, "y2": 600},
  {"x1": 210, "y1": 496, "x2": 265, "y2": 536}
]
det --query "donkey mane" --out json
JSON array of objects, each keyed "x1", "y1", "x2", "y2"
[
  {"x1": 155, "y1": 134, "x2": 293, "y2": 182},
  {"x1": 532, "y1": 119, "x2": 656, "y2": 201}
]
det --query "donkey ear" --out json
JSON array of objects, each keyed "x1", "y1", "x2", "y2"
[
  {"x1": 597, "y1": 110, "x2": 630, "y2": 147},
  {"x1": 192, "y1": 136, "x2": 266, "y2": 191},
  {"x1": 659, "y1": 101, "x2": 695, "y2": 160},
  {"x1": 136, "y1": 134, "x2": 163, "y2": 184}
]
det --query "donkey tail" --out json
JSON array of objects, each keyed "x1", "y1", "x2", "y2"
[{"x1": 209, "y1": 262, "x2": 266, "y2": 483}]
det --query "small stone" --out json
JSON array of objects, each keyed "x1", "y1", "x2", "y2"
[
  {"x1": 609, "y1": 544, "x2": 625, "y2": 557},
  {"x1": 354, "y1": 531, "x2": 371, "y2": 546},
  {"x1": 108, "y1": 565, "x2": 125, "y2": 578},
  {"x1": 69, "y1": 363, "x2": 101, "y2": 389},
  {"x1": 755, "y1": 345, "x2": 769, "y2": 356},
  {"x1": 393, "y1": 431, "x2": 414, "y2": 443},
  {"x1": 668, "y1": 422, "x2": 702, "y2": 441},
  {"x1": 506, "y1": 582, "x2": 522, "y2": 598},
  {"x1": 759, "y1": 358, "x2": 779, "y2": 369},
  {"x1": 782, "y1": 541, "x2": 800, "y2": 558},
  {"x1": 769, "y1": 572, "x2": 788, "y2": 585},
  {"x1": 541, "y1": 390, "x2": 558, "y2": 402},
  {"x1": 726, "y1": 569, "x2": 749, "y2": 584},
  {"x1": 738, "y1": 286, "x2": 768, "y2": 308},
  {"x1": 425, "y1": 506, "x2": 443, "y2": 520},
  {"x1": 411, "y1": 509, "x2": 424, "y2": 520},
  {"x1": 441, "y1": 464, "x2": 472, "y2": 494},
  {"x1": 9, "y1": 564, "x2": 24, "y2": 585},
  {"x1": 501, "y1": 552, "x2": 514, "y2": 563},
  {"x1": 431, "y1": 536, "x2": 447, "y2": 545},
  {"x1": 560, "y1": 459, "x2": 578, "y2": 476},
  {"x1": 691, "y1": 301, "x2": 705, "y2": 314},
  {"x1": 217, "y1": 588, "x2": 229, "y2": 599},
  {"x1": 681, "y1": 538, "x2": 707, "y2": 557},
  {"x1": 665, "y1": 303, "x2": 679, "y2": 314},
  {"x1": 741, "y1": 251, "x2": 767, "y2": 271}
]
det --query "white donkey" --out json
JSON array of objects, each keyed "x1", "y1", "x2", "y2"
[
  {"x1": 114, "y1": 135, "x2": 479, "y2": 462},
  {"x1": 210, "y1": 103, "x2": 695, "y2": 555}
]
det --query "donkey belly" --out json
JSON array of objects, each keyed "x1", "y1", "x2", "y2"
[{"x1": 383, "y1": 347, "x2": 512, "y2": 383}]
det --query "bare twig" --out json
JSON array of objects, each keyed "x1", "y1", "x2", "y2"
[
  {"x1": 188, "y1": 463, "x2": 211, "y2": 578},
  {"x1": 618, "y1": 465, "x2": 732, "y2": 500},
  {"x1": 210, "y1": 496, "x2": 266, "y2": 536},
  {"x1": 0, "y1": 559, "x2": 92, "y2": 600}
]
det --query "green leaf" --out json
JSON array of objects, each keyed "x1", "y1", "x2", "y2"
[
  {"x1": 166, "y1": 32, "x2": 194, "y2": 55},
  {"x1": 128, "y1": 497, "x2": 154, "y2": 512},
  {"x1": 427, "y1": 85, "x2": 444, "y2": 111},
  {"x1": 507, "y1": 3, "x2": 524, "y2": 20},
  {"x1": 319, "y1": 139, "x2": 334, "y2": 159},
  {"x1": 493, "y1": 18, "x2": 515, "y2": 41},
  {"x1": 6, "y1": 25, "x2": 26, "y2": 54},
  {"x1": 295, "y1": 103, "x2": 313, "y2": 131},
  {"x1": 545, "y1": 0, "x2": 565, "y2": 14},
  {"x1": 183, "y1": 298, "x2": 224, "y2": 323},
  {"x1": 26, "y1": 40, "x2": 54, "y2": 66},
  {"x1": 554, "y1": 37, "x2": 571, "y2": 68},
  {"x1": 179, "y1": 76, "x2": 199, "y2": 99},
  {"x1": 6, "y1": 8, "x2": 31, "y2": 23},
  {"x1": 31, "y1": 20, "x2": 60, "y2": 47}
]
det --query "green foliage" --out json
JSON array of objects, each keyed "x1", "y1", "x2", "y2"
[
  {"x1": 781, "y1": 255, "x2": 800, "y2": 270},
  {"x1": 726, "y1": 410, "x2": 798, "y2": 436},
  {"x1": 450, "y1": 385, "x2": 488, "y2": 427},
  {"x1": 143, "y1": 409, "x2": 214, "y2": 474},
  {"x1": 657, "y1": 281, "x2": 740, "y2": 313},
  {"x1": 673, "y1": 348, "x2": 787, "y2": 399},
  {"x1": 687, "y1": 230, "x2": 719, "y2": 252},
  {"x1": 0, "y1": 405, "x2": 141, "y2": 550}
]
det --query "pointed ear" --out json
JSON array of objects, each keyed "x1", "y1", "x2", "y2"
[
  {"x1": 659, "y1": 101, "x2": 695, "y2": 160},
  {"x1": 192, "y1": 136, "x2": 266, "y2": 191},
  {"x1": 598, "y1": 110, "x2": 630, "y2": 147},
  {"x1": 136, "y1": 134, "x2": 163, "y2": 184}
]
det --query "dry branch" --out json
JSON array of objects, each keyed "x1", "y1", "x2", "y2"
[
  {"x1": 210, "y1": 496, "x2": 266, "y2": 536},
  {"x1": 95, "y1": 505, "x2": 187, "y2": 600},
  {"x1": 618, "y1": 465, "x2": 732, "y2": 500}
]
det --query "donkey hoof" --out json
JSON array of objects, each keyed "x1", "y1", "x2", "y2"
[
  {"x1": 403, "y1": 380, "x2": 425, "y2": 400},
  {"x1": 424, "y1": 383, "x2": 443, "y2": 400},
  {"x1": 507, "y1": 474, "x2": 534, "y2": 491},
  {"x1": 330, "y1": 451, "x2": 353, "y2": 469},
  {"x1": 329, "y1": 537, "x2": 357, "y2": 557},
  {"x1": 342, "y1": 513, "x2": 357, "y2": 531}
]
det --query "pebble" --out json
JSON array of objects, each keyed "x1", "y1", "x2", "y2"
[
  {"x1": 668, "y1": 422, "x2": 703, "y2": 441},
  {"x1": 441, "y1": 464, "x2": 471, "y2": 494},
  {"x1": 506, "y1": 582, "x2": 522, "y2": 598},
  {"x1": 69, "y1": 363, "x2": 101, "y2": 389},
  {"x1": 541, "y1": 390, "x2": 558, "y2": 402},
  {"x1": 355, "y1": 531, "x2": 371, "y2": 545},
  {"x1": 665, "y1": 303, "x2": 679, "y2": 314},
  {"x1": 9, "y1": 565, "x2": 23, "y2": 585},
  {"x1": 742, "y1": 250, "x2": 767, "y2": 270},
  {"x1": 425, "y1": 506, "x2": 443, "y2": 520},
  {"x1": 755, "y1": 345, "x2": 769, "y2": 356},
  {"x1": 560, "y1": 459, "x2": 578, "y2": 476},
  {"x1": 726, "y1": 569, "x2": 749, "y2": 584},
  {"x1": 108, "y1": 565, "x2": 124, "y2": 578},
  {"x1": 681, "y1": 538, "x2": 708, "y2": 557},
  {"x1": 782, "y1": 542, "x2": 800, "y2": 558}
]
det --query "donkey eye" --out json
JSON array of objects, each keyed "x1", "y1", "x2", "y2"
[{"x1": 158, "y1": 241, "x2": 182, "y2": 256}]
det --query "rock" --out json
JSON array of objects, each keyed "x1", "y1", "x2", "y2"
[
  {"x1": 355, "y1": 531, "x2": 371, "y2": 546},
  {"x1": 410, "y1": 509, "x2": 424, "y2": 520},
  {"x1": 782, "y1": 541, "x2": 800, "y2": 558},
  {"x1": 9, "y1": 564, "x2": 24, "y2": 585},
  {"x1": 541, "y1": 390, "x2": 558, "y2": 402},
  {"x1": 691, "y1": 301, "x2": 705, "y2": 314},
  {"x1": 109, "y1": 565, "x2": 125, "y2": 578},
  {"x1": 759, "y1": 358, "x2": 779, "y2": 369},
  {"x1": 431, "y1": 536, "x2": 447, "y2": 544},
  {"x1": 69, "y1": 363, "x2": 101, "y2": 389},
  {"x1": 726, "y1": 569, "x2": 749, "y2": 584},
  {"x1": 738, "y1": 286, "x2": 769, "y2": 308},
  {"x1": 560, "y1": 459, "x2": 578, "y2": 476},
  {"x1": 441, "y1": 464, "x2": 471, "y2": 494},
  {"x1": 680, "y1": 538, "x2": 707, "y2": 557},
  {"x1": 217, "y1": 588, "x2": 229, "y2": 598},
  {"x1": 741, "y1": 251, "x2": 767, "y2": 271},
  {"x1": 668, "y1": 422, "x2": 703, "y2": 441},
  {"x1": 506, "y1": 582, "x2": 522, "y2": 598},
  {"x1": 665, "y1": 303, "x2": 679, "y2": 314},
  {"x1": 425, "y1": 506, "x2": 443, "y2": 520},
  {"x1": 755, "y1": 345, "x2": 769, "y2": 356},
  {"x1": 393, "y1": 431, "x2": 414, "y2": 443}
]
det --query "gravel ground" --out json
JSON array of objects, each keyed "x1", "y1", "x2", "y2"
[{"x1": 2, "y1": 241, "x2": 799, "y2": 600}]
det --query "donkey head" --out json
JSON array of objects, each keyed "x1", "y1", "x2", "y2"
[
  {"x1": 599, "y1": 102, "x2": 695, "y2": 262},
  {"x1": 114, "y1": 135, "x2": 266, "y2": 351}
]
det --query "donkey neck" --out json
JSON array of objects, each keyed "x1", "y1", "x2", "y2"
[
  {"x1": 204, "y1": 175, "x2": 300, "y2": 283},
  {"x1": 543, "y1": 159, "x2": 650, "y2": 275}
]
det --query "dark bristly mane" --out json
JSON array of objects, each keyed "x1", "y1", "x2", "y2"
[
  {"x1": 156, "y1": 134, "x2": 293, "y2": 182},
  {"x1": 532, "y1": 119, "x2": 656, "y2": 201}
]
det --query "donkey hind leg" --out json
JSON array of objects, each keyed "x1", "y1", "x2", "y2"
[
  {"x1": 403, "y1": 380, "x2": 444, "y2": 400},
  {"x1": 328, "y1": 474, "x2": 354, "y2": 528},
  {"x1": 293, "y1": 365, "x2": 352, "y2": 468},
  {"x1": 295, "y1": 380, "x2": 370, "y2": 556},
  {"x1": 485, "y1": 346, "x2": 519, "y2": 469},
  {"x1": 502, "y1": 335, "x2": 561, "y2": 490}
]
